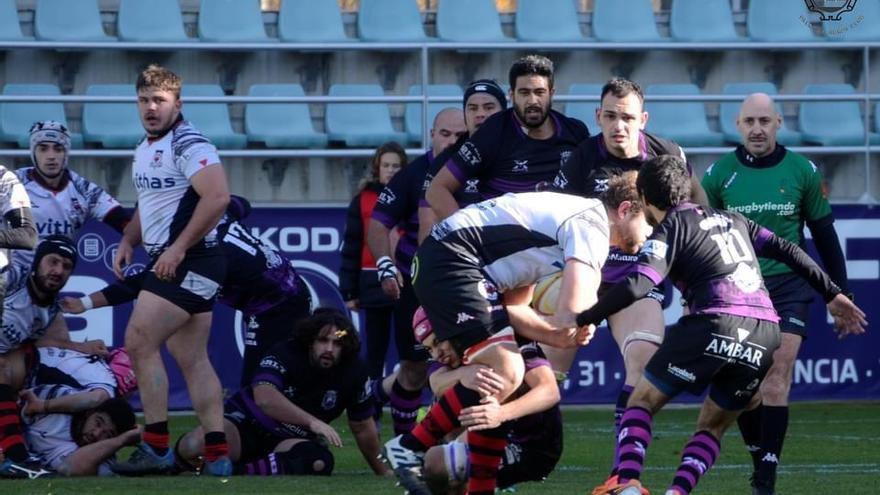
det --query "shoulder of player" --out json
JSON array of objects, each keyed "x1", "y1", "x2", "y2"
[
  {"x1": 170, "y1": 120, "x2": 214, "y2": 156},
  {"x1": 552, "y1": 109, "x2": 590, "y2": 140},
  {"x1": 643, "y1": 132, "x2": 683, "y2": 156},
  {"x1": 703, "y1": 151, "x2": 738, "y2": 179},
  {"x1": 782, "y1": 148, "x2": 822, "y2": 177}
]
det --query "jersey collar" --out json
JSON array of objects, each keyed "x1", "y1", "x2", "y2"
[
  {"x1": 735, "y1": 144, "x2": 786, "y2": 169},
  {"x1": 30, "y1": 168, "x2": 71, "y2": 193},
  {"x1": 597, "y1": 131, "x2": 648, "y2": 161}
]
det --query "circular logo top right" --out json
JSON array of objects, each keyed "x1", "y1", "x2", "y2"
[{"x1": 804, "y1": 0, "x2": 859, "y2": 21}]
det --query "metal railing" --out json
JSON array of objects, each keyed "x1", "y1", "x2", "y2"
[{"x1": 0, "y1": 39, "x2": 876, "y2": 201}]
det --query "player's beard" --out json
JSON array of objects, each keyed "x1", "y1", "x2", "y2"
[{"x1": 514, "y1": 101, "x2": 550, "y2": 129}]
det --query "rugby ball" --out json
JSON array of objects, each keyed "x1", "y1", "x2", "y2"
[{"x1": 532, "y1": 271, "x2": 562, "y2": 315}]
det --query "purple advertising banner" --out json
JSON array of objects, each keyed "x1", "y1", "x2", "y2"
[{"x1": 63, "y1": 205, "x2": 880, "y2": 408}]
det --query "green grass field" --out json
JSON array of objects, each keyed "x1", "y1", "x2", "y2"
[{"x1": 7, "y1": 402, "x2": 879, "y2": 494}]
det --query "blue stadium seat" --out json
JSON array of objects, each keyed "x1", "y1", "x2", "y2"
[
  {"x1": 645, "y1": 84, "x2": 725, "y2": 147},
  {"x1": 118, "y1": 0, "x2": 190, "y2": 42},
  {"x1": 34, "y1": 0, "x2": 114, "y2": 41},
  {"x1": 325, "y1": 84, "x2": 407, "y2": 147},
  {"x1": 799, "y1": 84, "x2": 880, "y2": 146},
  {"x1": 670, "y1": 0, "x2": 740, "y2": 42},
  {"x1": 824, "y1": 1, "x2": 880, "y2": 41},
  {"x1": 719, "y1": 82, "x2": 803, "y2": 145},
  {"x1": 592, "y1": 0, "x2": 664, "y2": 42},
  {"x1": 180, "y1": 85, "x2": 247, "y2": 149},
  {"x1": 436, "y1": 0, "x2": 510, "y2": 42},
  {"x1": 82, "y1": 85, "x2": 144, "y2": 149},
  {"x1": 358, "y1": 0, "x2": 431, "y2": 41},
  {"x1": 405, "y1": 84, "x2": 463, "y2": 144},
  {"x1": 747, "y1": 0, "x2": 815, "y2": 41},
  {"x1": 0, "y1": 84, "x2": 83, "y2": 148},
  {"x1": 245, "y1": 84, "x2": 328, "y2": 148},
  {"x1": 278, "y1": 0, "x2": 350, "y2": 42},
  {"x1": 198, "y1": 0, "x2": 270, "y2": 42},
  {"x1": 0, "y1": 0, "x2": 26, "y2": 40},
  {"x1": 563, "y1": 84, "x2": 603, "y2": 127},
  {"x1": 516, "y1": 0, "x2": 585, "y2": 42}
]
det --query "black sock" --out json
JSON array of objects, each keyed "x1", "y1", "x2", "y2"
[
  {"x1": 737, "y1": 405, "x2": 764, "y2": 473},
  {"x1": 756, "y1": 405, "x2": 789, "y2": 486}
]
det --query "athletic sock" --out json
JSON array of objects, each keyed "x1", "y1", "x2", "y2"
[
  {"x1": 0, "y1": 384, "x2": 27, "y2": 462},
  {"x1": 756, "y1": 405, "x2": 788, "y2": 487},
  {"x1": 389, "y1": 379, "x2": 422, "y2": 436},
  {"x1": 616, "y1": 407, "x2": 654, "y2": 483},
  {"x1": 466, "y1": 425, "x2": 509, "y2": 495},
  {"x1": 610, "y1": 384, "x2": 635, "y2": 475},
  {"x1": 669, "y1": 430, "x2": 721, "y2": 495},
  {"x1": 400, "y1": 383, "x2": 480, "y2": 451},
  {"x1": 737, "y1": 405, "x2": 764, "y2": 473},
  {"x1": 143, "y1": 421, "x2": 170, "y2": 455},
  {"x1": 203, "y1": 431, "x2": 229, "y2": 462}
]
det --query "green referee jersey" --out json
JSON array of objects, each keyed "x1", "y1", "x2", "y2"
[{"x1": 701, "y1": 145, "x2": 832, "y2": 277}]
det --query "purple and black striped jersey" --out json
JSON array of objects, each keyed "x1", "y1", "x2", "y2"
[
  {"x1": 553, "y1": 131, "x2": 686, "y2": 198},
  {"x1": 445, "y1": 108, "x2": 589, "y2": 200},
  {"x1": 372, "y1": 151, "x2": 431, "y2": 276},
  {"x1": 577, "y1": 203, "x2": 843, "y2": 327},
  {"x1": 226, "y1": 341, "x2": 374, "y2": 439}
]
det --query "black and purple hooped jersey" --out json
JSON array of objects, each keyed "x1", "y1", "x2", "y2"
[
  {"x1": 226, "y1": 341, "x2": 374, "y2": 438},
  {"x1": 444, "y1": 108, "x2": 588, "y2": 200}
]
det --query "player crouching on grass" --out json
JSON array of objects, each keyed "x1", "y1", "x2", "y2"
[
  {"x1": 175, "y1": 309, "x2": 389, "y2": 477},
  {"x1": 575, "y1": 156, "x2": 866, "y2": 495},
  {"x1": 408, "y1": 306, "x2": 563, "y2": 495}
]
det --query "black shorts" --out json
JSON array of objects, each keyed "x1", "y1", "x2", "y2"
[
  {"x1": 765, "y1": 272, "x2": 814, "y2": 338},
  {"x1": 497, "y1": 427, "x2": 563, "y2": 488},
  {"x1": 394, "y1": 273, "x2": 429, "y2": 362},
  {"x1": 411, "y1": 238, "x2": 510, "y2": 357},
  {"x1": 224, "y1": 406, "x2": 288, "y2": 463},
  {"x1": 644, "y1": 313, "x2": 781, "y2": 411},
  {"x1": 142, "y1": 249, "x2": 226, "y2": 314}
]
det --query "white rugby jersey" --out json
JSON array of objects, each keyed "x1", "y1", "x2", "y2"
[
  {"x1": 131, "y1": 120, "x2": 221, "y2": 257},
  {"x1": 22, "y1": 384, "x2": 115, "y2": 475},
  {"x1": 430, "y1": 191, "x2": 610, "y2": 292},
  {"x1": 31, "y1": 347, "x2": 117, "y2": 397},
  {"x1": 0, "y1": 264, "x2": 60, "y2": 352},
  {"x1": 0, "y1": 165, "x2": 32, "y2": 270},
  {"x1": 13, "y1": 168, "x2": 121, "y2": 268}
]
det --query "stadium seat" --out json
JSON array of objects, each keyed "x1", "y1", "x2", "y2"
[
  {"x1": 404, "y1": 84, "x2": 463, "y2": 144},
  {"x1": 563, "y1": 83, "x2": 603, "y2": 128},
  {"x1": 278, "y1": 0, "x2": 350, "y2": 42},
  {"x1": 325, "y1": 84, "x2": 407, "y2": 147},
  {"x1": 747, "y1": 0, "x2": 815, "y2": 41},
  {"x1": 670, "y1": 0, "x2": 740, "y2": 42},
  {"x1": 180, "y1": 85, "x2": 247, "y2": 149},
  {"x1": 0, "y1": 0, "x2": 26, "y2": 40},
  {"x1": 719, "y1": 82, "x2": 803, "y2": 145},
  {"x1": 82, "y1": 85, "x2": 144, "y2": 149},
  {"x1": 117, "y1": 0, "x2": 190, "y2": 42},
  {"x1": 34, "y1": 0, "x2": 114, "y2": 41},
  {"x1": 515, "y1": 0, "x2": 585, "y2": 42},
  {"x1": 198, "y1": 0, "x2": 270, "y2": 43},
  {"x1": 436, "y1": 0, "x2": 510, "y2": 42},
  {"x1": 592, "y1": 0, "x2": 664, "y2": 42},
  {"x1": 357, "y1": 0, "x2": 431, "y2": 41},
  {"x1": 245, "y1": 84, "x2": 328, "y2": 148},
  {"x1": 824, "y1": 0, "x2": 880, "y2": 41},
  {"x1": 645, "y1": 84, "x2": 725, "y2": 147},
  {"x1": 0, "y1": 84, "x2": 83, "y2": 148},
  {"x1": 799, "y1": 84, "x2": 880, "y2": 146}
]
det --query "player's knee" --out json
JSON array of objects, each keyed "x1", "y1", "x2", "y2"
[
  {"x1": 276, "y1": 441, "x2": 334, "y2": 476},
  {"x1": 176, "y1": 430, "x2": 204, "y2": 463},
  {"x1": 423, "y1": 446, "x2": 449, "y2": 481},
  {"x1": 760, "y1": 372, "x2": 792, "y2": 401}
]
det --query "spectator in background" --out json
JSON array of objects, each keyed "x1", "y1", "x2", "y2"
[{"x1": 339, "y1": 142, "x2": 408, "y2": 381}]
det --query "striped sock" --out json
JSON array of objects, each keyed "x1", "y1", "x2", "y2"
[
  {"x1": 401, "y1": 383, "x2": 480, "y2": 451},
  {"x1": 389, "y1": 379, "x2": 422, "y2": 436},
  {"x1": 617, "y1": 407, "x2": 654, "y2": 483},
  {"x1": 611, "y1": 384, "x2": 635, "y2": 474},
  {"x1": 203, "y1": 431, "x2": 229, "y2": 462},
  {"x1": 236, "y1": 452, "x2": 283, "y2": 475},
  {"x1": 0, "y1": 385, "x2": 27, "y2": 462},
  {"x1": 669, "y1": 430, "x2": 721, "y2": 495},
  {"x1": 143, "y1": 421, "x2": 169, "y2": 455},
  {"x1": 466, "y1": 425, "x2": 509, "y2": 495}
]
